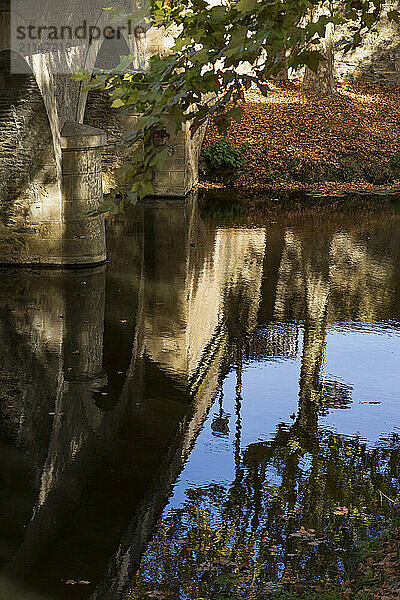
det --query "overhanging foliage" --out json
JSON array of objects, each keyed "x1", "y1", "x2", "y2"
[{"x1": 74, "y1": 0, "x2": 398, "y2": 211}]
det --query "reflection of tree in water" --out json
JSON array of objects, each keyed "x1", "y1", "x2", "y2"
[
  {"x1": 129, "y1": 375, "x2": 400, "y2": 599},
  {"x1": 129, "y1": 227, "x2": 400, "y2": 599}
]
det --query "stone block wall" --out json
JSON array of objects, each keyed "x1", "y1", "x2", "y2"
[
  {"x1": 152, "y1": 123, "x2": 207, "y2": 197},
  {"x1": 0, "y1": 57, "x2": 107, "y2": 266},
  {"x1": 0, "y1": 49, "x2": 62, "y2": 264},
  {"x1": 0, "y1": 62, "x2": 57, "y2": 226},
  {"x1": 335, "y1": 4, "x2": 400, "y2": 84},
  {"x1": 84, "y1": 88, "x2": 205, "y2": 197},
  {"x1": 83, "y1": 89, "x2": 137, "y2": 193}
]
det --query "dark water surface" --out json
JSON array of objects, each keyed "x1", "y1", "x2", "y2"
[{"x1": 0, "y1": 196, "x2": 399, "y2": 599}]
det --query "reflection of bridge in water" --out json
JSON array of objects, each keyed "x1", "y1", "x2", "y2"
[
  {"x1": 0, "y1": 197, "x2": 266, "y2": 599},
  {"x1": 1, "y1": 201, "x2": 400, "y2": 599}
]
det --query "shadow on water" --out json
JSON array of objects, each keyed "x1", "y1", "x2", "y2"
[{"x1": 0, "y1": 192, "x2": 399, "y2": 598}]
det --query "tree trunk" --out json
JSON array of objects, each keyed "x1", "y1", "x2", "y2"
[
  {"x1": 275, "y1": 48, "x2": 289, "y2": 81},
  {"x1": 302, "y1": 4, "x2": 336, "y2": 95}
]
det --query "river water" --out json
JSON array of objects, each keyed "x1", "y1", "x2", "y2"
[{"x1": 0, "y1": 195, "x2": 399, "y2": 599}]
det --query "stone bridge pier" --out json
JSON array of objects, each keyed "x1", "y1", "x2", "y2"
[{"x1": 0, "y1": 1, "x2": 203, "y2": 265}]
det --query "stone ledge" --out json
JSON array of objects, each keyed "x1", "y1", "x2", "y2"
[{"x1": 61, "y1": 122, "x2": 107, "y2": 150}]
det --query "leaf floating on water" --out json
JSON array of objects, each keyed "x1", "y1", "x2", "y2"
[
  {"x1": 262, "y1": 582, "x2": 282, "y2": 593},
  {"x1": 308, "y1": 540, "x2": 324, "y2": 547},
  {"x1": 195, "y1": 561, "x2": 216, "y2": 572},
  {"x1": 289, "y1": 526, "x2": 318, "y2": 540},
  {"x1": 360, "y1": 401, "x2": 381, "y2": 405}
]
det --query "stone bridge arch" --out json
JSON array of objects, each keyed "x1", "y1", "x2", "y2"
[
  {"x1": 83, "y1": 26, "x2": 207, "y2": 198},
  {"x1": 0, "y1": 1, "x2": 205, "y2": 265},
  {"x1": 76, "y1": 7, "x2": 146, "y2": 123},
  {"x1": 82, "y1": 30, "x2": 143, "y2": 193}
]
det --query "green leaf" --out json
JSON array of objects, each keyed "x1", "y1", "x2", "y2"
[
  {"x1": 387, "y1": 10, "x2": 400, "y2": 23},
  {"x1": 150, "y1": 147, "x2": 169, "y2": 169},
  {"x1": 363, "y1": 13, "x2": 377, "y2": 29},
  {"x1": 138, "y1": 180, "x2": 154, "y2": 199},
  {"x1": 127, "y1": 191, "x2": 139, "y2": 205},
  {"x1": 72, "y1": 69, "x2": 89, "y2": 82},
  {"x1": 297, "y1": 51, "x2": 326, "y2": 73},
  {"x1": 111, "y1": 98, "x2": 125, "y2": 108}
]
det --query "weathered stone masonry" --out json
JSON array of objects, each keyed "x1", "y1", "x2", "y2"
[
  {"x1": 0, "y1": 1, "x2": 205, "y2": 265},
  {"x1": 61, "y1": 123, "x2": 107, "y2": 265},
  {"x1": 0, "y1": 0, "x2": 397, "y2": 266},
  {"x1": 335, "y1": 5, "x2": 400, "y2": 85}
]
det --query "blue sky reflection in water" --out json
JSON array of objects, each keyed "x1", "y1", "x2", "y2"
[
  {"x1": 0, "y1": 197, "x2": 399, "y2": 599},
  {"x1": 170, "y1": 325, "x2": 400, "y2": 505},
  {"x1": 131, "y1": 201, "x2": 400, "y2": 599}
]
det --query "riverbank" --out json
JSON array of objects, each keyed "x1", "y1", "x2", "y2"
[{"x1": 200, "y1": 81, "x2": 400, "y2": 193}]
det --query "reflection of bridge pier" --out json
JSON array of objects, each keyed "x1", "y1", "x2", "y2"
[
  {"x1": 0, "y1": 197, "x2": 267, "y2": 599},
  {"x1": 0, "y1": 266, "x2": 108, "y2": 597},
  {"x1": 92, "y1": 200, "x2": 267, "y2": 599},
  {"x1": 140, "y1": 198, "x2": 266, "y2": 398}
]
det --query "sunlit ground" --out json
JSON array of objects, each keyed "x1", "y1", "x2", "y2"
[{"x1": 202, "y1": 80, "x2": 400, "y2": 192}]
